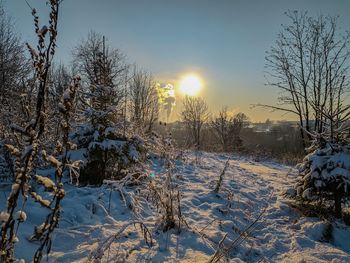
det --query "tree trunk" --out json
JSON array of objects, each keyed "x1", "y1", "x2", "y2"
[
  {"x1": 334, "y1": 193, "x2": 342, "y2": 218},
  {"x1": 298, "y1": 115, "x2": 306, "y2": 152}
]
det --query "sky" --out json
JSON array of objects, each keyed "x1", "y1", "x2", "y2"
[{"x1": 4, "y1": 0, "x2": 350, "y2": 122}]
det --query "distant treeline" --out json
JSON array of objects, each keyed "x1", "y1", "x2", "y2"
[{"x1": 156, "y1": 120, "x2": 305, "y2": 165}]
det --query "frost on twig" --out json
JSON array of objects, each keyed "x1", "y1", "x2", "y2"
[
  {"x1": 214, "y1": 159, "x2": 230, "y2": 193},
  {"x1": 0, "y1": 1, "x2": 63, "y2": 262},
  {"x1": 32, "y1": 76, "x2": 80, "y2": 263}
]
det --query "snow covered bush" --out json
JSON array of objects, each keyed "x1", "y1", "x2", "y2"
[
  {"x1": 0, "y1": 2, "x2": 81, "y2": 261},
  {"x1": 75, "y1": 125, "x2": 147, "y2": 185},
  {"x1": 71, "y1": 33, "x2": 151, "y2": 185},
  {"x1": 147, "y1": 133, "x2": 187, "y2": 232},
  {"x1": 0, "y1": 2, "x2": 62, "y2": 260},
  {"x1": 71, "y1": 91, "x2": 148, "y2": 185},
  {"x1": 293, "y1": 139, "x2": 350, "y2": 217},
  {"x1": 31, "y1": 76, "x2": 80, "y2": 262}
]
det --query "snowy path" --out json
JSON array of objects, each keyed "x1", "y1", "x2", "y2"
[
  {"x1": 156, "y1": 152, "x2": 350, "y2": 262},
  {"x1": 196, "y1": 153, "x2": 350, "y2": 263},
  {"x1": 3, "y1": 151, "x2": 350, "y2": 262}
]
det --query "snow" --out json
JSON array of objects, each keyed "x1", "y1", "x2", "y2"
[
  {"x1": 47, "y1": 155, "x2": 62, "y2": 169},
  {"x1": 89, "y1": 139, "x2": 126, "y2": 151},
  {"x1": 1, "y1": 151, "x2": 350, "y2": 262},
  {"x1": 128, "y1": 145, "x2": 140, "y2": 161},
  {"x1": 34, "y1": 175, "x2": 56, "y2": 191},
  {"x1": 62, "y1": 88, "x2": 71, "y2": 100},
  {"x1": 0, "y1": 211, "x2": 10, "y2": 222},
  {"x1": 15, "y1": 211, "x2": 27, "y2": 222}
]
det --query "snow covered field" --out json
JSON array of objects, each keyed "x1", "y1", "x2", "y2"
[{"x1": 2, "y1": 151, "x2": 350, "y2": 262}]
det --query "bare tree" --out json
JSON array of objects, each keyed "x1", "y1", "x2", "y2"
[
  {"x1": 129, "y1": 67, "x2": 159, "y2": 133},
  {"x1": 49, "y1": 63, "x2": 71, "y2": 98},
  {"x1": 211, "y1": 107, "x2": 249, "y2": 151},
  {"x1": 261, "y1": 11, "x2": 350, "y2": 146},
  {"x1": 181, "y1": 96, "x2": 210, "y2": 148},
  {"x1": 0, "y1": 3, "x2": 31, "y2": 137},
  {"x1": 47, "y1": 63, "x2": 72, "y2": 141},
  {"x1": 211, "y1": 107, "x2": 231, "y2": 151},
  {"x1": 231, "y1": 112, "x2": 249, "y2": 149}
]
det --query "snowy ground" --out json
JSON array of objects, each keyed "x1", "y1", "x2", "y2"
[{"x1": 1, "y1": 151, "x2": 350, "y2": 262}]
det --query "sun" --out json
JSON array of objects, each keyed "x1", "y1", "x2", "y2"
[{"x1": 179, "y1": 74, "x2": 201, "y2": 96}]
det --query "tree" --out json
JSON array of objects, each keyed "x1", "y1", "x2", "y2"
[
  {"x1": 266, "y1": 12, "x2": 350, "y2": 218},
  {"x1": 72, "y1": 33, "x2": 148, "y2": 185},
  {"x1": 231, "y1": 112, "x2": 249, "y2": 149},
  {"x1": 211, "y1": 107, "x2": 249, "y2": 151},
  {"x1": 293, "y1": 140, "x2": 350, "y2": 218},
  {"x1": 73, "y1": 31, "x2": 128, "y2": 127},
  {"x1": 129, "y1": 68, "x2": 159, "y2": 133},
  {"x1": 0, "y1": 3, "x2": 30, "y2": 138},
  {"x1": 47, "y1": 63, "x2": 72, "y2": 141},
  {"x1": 49, "y1": 63, "x2": 71, "y2": 99},
  {"x1": 181, "y1": 96, "x2": 210, "y2": 148},
  {"x1": 73, "y1": 31, "x2": 127, "y2": 88},
  {"x1": 262, "y1": 11, "x2": 350, "y2": 147}
]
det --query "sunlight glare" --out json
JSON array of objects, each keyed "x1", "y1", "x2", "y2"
[{"x1": 179, "y1": 74, "x2": 201, "y2": 96}]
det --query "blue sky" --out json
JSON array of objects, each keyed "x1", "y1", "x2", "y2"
[{"x1": 4, "y1": 0, "x2": 350, "y2": 121}]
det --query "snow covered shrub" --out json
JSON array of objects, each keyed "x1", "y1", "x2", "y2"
[
  {"x1": 74, "y1": 125, "x2": 147, "y2": 185},
  {"x1": 0, "y1": 1, "x2": 61, "y2": 260},
  {"x1": 31, "y1": 76, "x2": 80, "y2": 262},
  {"x1": 0, "y1": 2, "x2": 80, "y2": 262},
  {"x1": 147, "y1": 133, "x2": 187, "y2": 232},
  {"x1": 293, "y1": 139, "x2": 350, "y2": 217},
  {"x1": 71, "y1": 33, "x2": 150, "y2": 185}
]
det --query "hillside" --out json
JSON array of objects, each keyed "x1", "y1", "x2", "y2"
[{"x1": 1, "y1": 152, "x2": 350, "y2": 262}]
